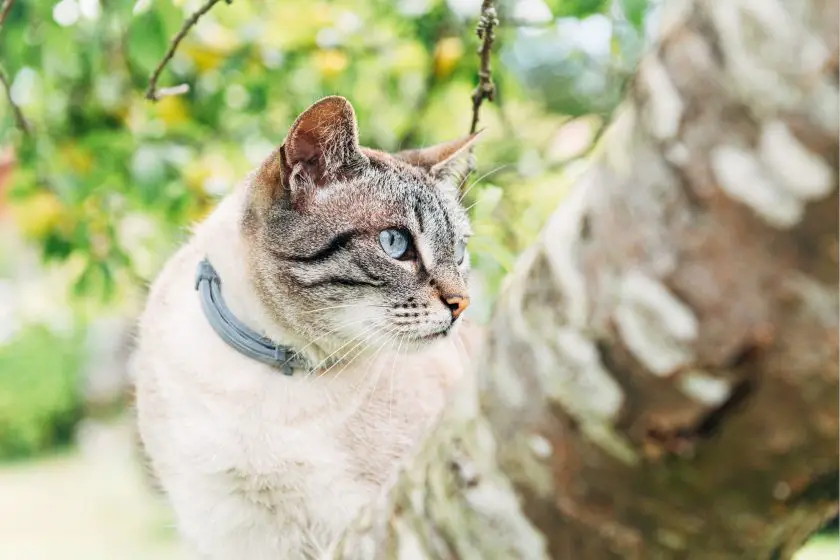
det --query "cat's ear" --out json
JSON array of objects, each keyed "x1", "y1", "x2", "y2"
[
  {"x1": 252, "y1": 96, "x2": 369, "y2": 212},
  {"x1": 395, "y1": 131, "x2": 483, "y2": 185},
  {"x1": 283, "y1": 96, "x2": 369, "y2": 188}
]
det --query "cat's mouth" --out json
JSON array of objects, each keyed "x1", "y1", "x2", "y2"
[
  {"x1": 413, "y1": 325, "x2": 452, "y2": 343},
  {"x1": 377, "y1": 329, "x2": 448, "y2": 354}
]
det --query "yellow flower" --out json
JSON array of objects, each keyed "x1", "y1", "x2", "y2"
[
  {"x1": 433, "y1": 37, "x2": 464, "y2": 78},
  {"x1": 315, "y1": 50, "x2": 349, "y2": 79},
  {"x1": 59, "y1": 144, "x2": 93, "y2": 174},
  {"x1": 10, "y1": 192, "x2": 65, "y2": 239},
  {"x1": 393, "y1": 41, "x2": 428, "y2": 73},
  {"x1": 183, "y1": 161, "x2": 211, "y2": 194},
  {"x1": 155, "y1": 95, "x2": 190, "y2": 126},
  {"x1": 182, "y1": 43, "x2": 225, "y2": 73},
  {"x1": 260, "y1": 3, "x2": 333, "y2": 50}
]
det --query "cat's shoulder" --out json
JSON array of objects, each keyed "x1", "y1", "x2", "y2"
[{"x1": 139, "y1": 192, "x2": 241, "y2": 328}]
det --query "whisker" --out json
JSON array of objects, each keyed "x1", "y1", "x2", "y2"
[
  {"x1": 459, "y1": 164, "x2": 510, "y2": 202},
  {"x1": 463, "y1": 199, "x2": 482, "y2": 213},
  {"x1": 303, "y1": 322, "x2": 382, "y2": 381},
  {"x1": 458, "y1": 162, "x2": 507, "y2": 194},
  {"x1": 388, "y1": 333, "x2": 407, "y2": 422},
  {"x1": 360, "y1": 328, "x2": 400, "y2": 404},
  {"x1": 315, "y1": 321, "x2": 387, "y2": 381},
  {"x1": 313, "y1": 340, "x2": 372, "y2": 391},
  {"x1": 323, "y1": 324, "x2": 397, "y2": 392},
  {"x1": 299, "y1": 303, "x2": 387, "y2": 315},
  {"x1": 348, "y1": 326, "x2": 399, "y2": 395},
  {"x1": 289, "y1": 315, "x2": 372, "y2": 362},
  {"x1": 452, "y1": 329, "x2": 470, "y2": 368}
]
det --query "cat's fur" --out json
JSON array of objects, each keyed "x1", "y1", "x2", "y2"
[{"x1": 132, "y1": 96, "x2": 482, "y2": 559}]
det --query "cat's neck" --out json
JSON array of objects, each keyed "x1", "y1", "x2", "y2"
[{"x1": 193, "y1": 186, "x2": 330, "y2": 369}]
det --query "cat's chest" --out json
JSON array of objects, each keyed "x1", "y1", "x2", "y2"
[
  {"x1": 220, "y1": 369, "x2": 449, "y2": 528},
  {"x1": 332, "y1": 353, "x2": 459, "y2": 485},
  {"x1": 232, "y1": 350, "x2": 458, "y2": 493}
]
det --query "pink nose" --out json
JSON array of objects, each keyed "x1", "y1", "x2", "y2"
[{"x1": 442, "y1": 294, "x2": 470, "y2": 319}]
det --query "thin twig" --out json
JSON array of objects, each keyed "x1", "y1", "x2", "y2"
[
  {"x1": 155, "y1": 84, "x2": 191, "y2": 98},
  {"x1": 0, "y1": 64, "x2": 29, "y2": 135},
  {"x1": 145, "y1": 0, "x2": 231, "y2": 101},
  {"x1": 0, "y1": 0, "x2": 13, "y2": 30},
  {"x1": 469, "y1": 0, "x2": 498, "y2": 135}
]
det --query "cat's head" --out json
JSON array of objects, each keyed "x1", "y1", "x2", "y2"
[{"x1": 243, "y1": 96, "x2": 480, "y2": 359}]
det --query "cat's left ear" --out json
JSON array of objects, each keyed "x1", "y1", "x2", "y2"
[{"x1": 395, "y1": 131, "x2": 483, "y2": 186}]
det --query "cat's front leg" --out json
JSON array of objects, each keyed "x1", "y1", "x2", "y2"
[{"x1": 164, "y1": 472, "x2": 317, "y2": 560}]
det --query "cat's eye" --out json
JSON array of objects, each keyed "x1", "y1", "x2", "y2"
[
  {"x1": 455, "y1": 239, "x2": 467, "y2": 265},
  {"x1": 379, "y1": 229, "x2": 412, "y2": 260}
]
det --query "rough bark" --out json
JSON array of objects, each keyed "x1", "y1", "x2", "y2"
[{"x1": 331, "y1": 0, "x2": 839, "y2": 558}]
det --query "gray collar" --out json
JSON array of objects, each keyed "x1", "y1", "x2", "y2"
[{"x1": 195, "y1": 258, "x2": 309, "y2": 376}]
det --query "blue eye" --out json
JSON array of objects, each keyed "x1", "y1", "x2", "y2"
[
  {"x1": 455, "y1": 239, "x2": 466, "y2": 265},
  {"x1": 379, "y1": 229, "x2": 411, "y2": 259}
]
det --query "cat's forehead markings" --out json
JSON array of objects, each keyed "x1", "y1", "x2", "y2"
[
  {"x1": 313, "y1": 181, "x2": 350, "y2": 204},
  {"x1": 416, "y1": 231, "x2": 436, "y2": 270}
]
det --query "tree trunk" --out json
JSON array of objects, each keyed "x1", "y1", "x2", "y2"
[{"x1": 331, "y1": 0, "x2": 839, "y2": 557}]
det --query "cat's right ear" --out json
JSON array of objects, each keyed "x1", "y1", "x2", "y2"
[
  {"x1": 252, "y1": 96, "x2": 369, "y2": 212},
  {"x1": 394, "y1": 131, "x2": 483, "y2": 189}
]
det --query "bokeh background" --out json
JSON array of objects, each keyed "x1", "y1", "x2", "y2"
[{"x1": 0, "y1": 0, "x2": 835, "y2": 558}]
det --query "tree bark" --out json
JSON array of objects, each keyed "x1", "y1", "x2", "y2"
[{"x1": 331, "y1": 0, "x2": 839, "y2": 557}]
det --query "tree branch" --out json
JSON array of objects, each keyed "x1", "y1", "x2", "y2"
[
  {"x1": 469, "y1": 0, "x2": 498, "y2": 135},
  {"x1": 0, "y1": 0, "x2": 13, "y2": 30},
  {"x1": 0, "y1": 64, "x2": 28, "y2": 135},
  {"x1": 0, "y1": 0, "x2": 27, "y2": 135},
  {"x1": 144, "y1": 0, "x2": 231, "y2": 102},
  {"x1": 331, "y1": 0, "x2": 839, "y2": 556},
  {"x1": 0, "y1": 0, "x2": 15, "y2": 30}
]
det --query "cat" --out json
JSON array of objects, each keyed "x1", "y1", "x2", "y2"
[{"x1": 131, "y1": 96, "x2": 483, "y2": 559}]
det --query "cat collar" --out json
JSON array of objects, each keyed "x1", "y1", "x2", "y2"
[{"x1": 195, "y1": 258, "x2": 309, "y2": 376}]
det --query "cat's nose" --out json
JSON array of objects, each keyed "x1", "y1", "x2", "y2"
[{"x1": 442, "y1": 294, "x2": 470, "y2": 320}]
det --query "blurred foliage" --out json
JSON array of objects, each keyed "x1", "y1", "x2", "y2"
[
  {"x1": 0, "y1": 324, "x2": 84, "y2": 459},
  {"x1": 0, "y1": 0, "x2": 660, "y2": 457},
  {"x1": 0, "y1": 0, "x2": 655, "y2": 308}
]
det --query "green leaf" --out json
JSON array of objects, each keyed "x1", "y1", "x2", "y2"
[
  {"x1": 126, "y1": 10, "x2": 169, "y2": 75},
  {"x1": 620, "y1": 0, "x2": 648, "y2": 30},
  {"x1": 545, "y1": 0, "x2": 610, "y2": 18},
  {"x1": 98, "y1": 261, "x2": 117, "y2": 301},
  {"x1": 73, "y1": 263, "x2": 94, "y2": 297},
  {"x1": 42, "y1": 231, "x2": 73, "y2": 261},
  {"x1": 0, "y1": 325, "x2": 84, "y2": 459}
]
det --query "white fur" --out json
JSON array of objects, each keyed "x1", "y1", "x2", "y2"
[{"x1": 132, "y1": 186, "x2": 479, "y2": 559}]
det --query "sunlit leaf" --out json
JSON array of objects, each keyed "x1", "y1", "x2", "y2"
[
  {"x1": 8, "y1": 192, "x2": 64, "y2": 240},
  {"x1": 545, "y1": 0, "x2": 609, "y2": 17},
  {"x1": 433, "y1": 37, "x2": 464, "y2": 78},
  {"x1": 314, "y1": 49, "x2": 350, "y2": 78},
  {"x1": 620, "y1": 0, "x2": 648, "y2": 30},
  {"x1": 126, "y1": 9, "x2": 169, "y2": 75}
]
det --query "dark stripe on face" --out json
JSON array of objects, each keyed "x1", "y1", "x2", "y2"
[
  {"x1": 413, "y1": 200, "x2": 425, "y2": 233},
  {"x1": 281, "y1": 230, "x2": 359, "y2": 263},
  {"x1": 298, "y1": 277, "x2": 384, "y2": 289},
  {"x1": 430, "y1": 190, "x2": 456, "y2": 248},
  {"x1": 353, "y1": 257, "x2": 385, "y2": 285}
]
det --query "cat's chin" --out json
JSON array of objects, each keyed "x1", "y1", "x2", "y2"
[
  {"x1": 320, "y1": 323, "x2": 457, "y2": 361},
  {"x1": 396, "y1": 325, "x2": 455, "y2": 352}
]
